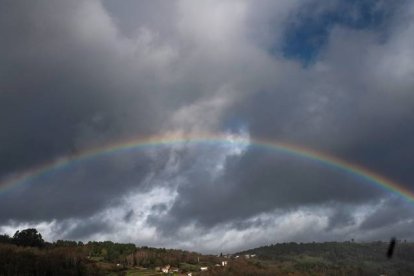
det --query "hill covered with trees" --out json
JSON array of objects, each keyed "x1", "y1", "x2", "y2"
[
  {"x1": 236, "y1": 241, "x2": 414, "y2": 275},
  {"x1": 2, "y1": 229, "x2": 414, "y2": 275},
  {"x1": 0, "y1": 228, "x2": 222, "y2": 275}
]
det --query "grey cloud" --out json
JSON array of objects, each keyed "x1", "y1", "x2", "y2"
[
  {"x1": 123, "y1": 210, "x2": 135, "y2": 222},
  {"x1": 1, "y1": 0, "x2": 414, "y2": 252},
  {"x1": 0, "y1": 0, "x2": 171, "y2": 176},
  {"x1": 151, "y1": 146, "x2": 384, "y2": 232},
  {"x1": 359, "y1": 198, "x2": 414, "y2": 231},
  {"x1": 325, "y1": 205, "x2": 356, "y2": 231},
  {"x1": 63, "y1": 220, "x2": 113, "y2": 241},
  {"x1": 47, "y1": 217, "x2": 114, "y2": 241},
  {"x1": 0, "y1": 151, "x2": 154, "y2": 223},
  {"x1": 0, "y1": 0, "x2": 183, "y2": 222},
  {"x1": 145, "y1": 0, "x2": 414, "y2": 242},
  {"x1": 101, "y1": 0, "x2": 178, "y2": 38}
]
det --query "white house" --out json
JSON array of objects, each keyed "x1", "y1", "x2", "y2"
[{"x1": 162, "y1": 265, "x2": 170, "y2": 273}]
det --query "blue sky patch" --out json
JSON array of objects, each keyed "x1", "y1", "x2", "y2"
[{"x1": 280, "y1": 0, "x2": 399, "y2": 65}]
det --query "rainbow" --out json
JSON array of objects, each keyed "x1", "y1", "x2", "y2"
[{"x1": 1, "y1": 132, "x2": 413, "y2": 203}]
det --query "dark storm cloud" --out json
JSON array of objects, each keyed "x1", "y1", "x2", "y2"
[
  {"x1": 144, "y1": 0, "x2": 414, "y2": 242},
  {"x1": 0, "y1": 151, "x2": 156, "y2": 222},
  {"x1": 214, "y1": 0, "x2": 414, "y2": 200},
  {"x1": 223, "y1": 69, "x2": 414, "y2": 188},
  {"x1": 149, "y1": 146, "x2": 384, "y2": 232},
  {"x1": 0, "y1": 0, "x2": 178, "y2": 222},
  {"x1": 0, "y1": 0, "x2": 174, "y2": 175},
  {"x1": 1, "y1": 0, "x2": 414, "y2": 252}
]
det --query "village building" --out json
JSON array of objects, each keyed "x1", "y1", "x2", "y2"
[{"x1": 161, "y1": 265, "x2": 170, "y2": 273}]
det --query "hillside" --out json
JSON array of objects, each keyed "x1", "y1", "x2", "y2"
[
  {"x1": 0, "y1": 228, "x2": 224, "y2": 275},
  {"x1": 236, "y1": 241, "x2": 414, "y2": 275},
  {"x1": 2, "y1": 229, "x2": 414, "y2": 275}
]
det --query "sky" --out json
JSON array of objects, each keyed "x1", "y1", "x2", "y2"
[{"x1": 1, "y1": 0, "x2": 414, "y2": 253}]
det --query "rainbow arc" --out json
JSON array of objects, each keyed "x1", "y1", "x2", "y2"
[{"x1": 1, "y1": 133, "x2": 413, "y2": 204}]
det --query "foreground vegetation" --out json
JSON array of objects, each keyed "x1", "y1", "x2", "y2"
[{"x1": 1, "y1": 229, "x2": 414, "y2": 275}]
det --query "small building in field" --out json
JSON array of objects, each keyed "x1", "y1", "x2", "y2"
[{"x1": 162, "y1": 265, "x2": 170, "y2": 273}]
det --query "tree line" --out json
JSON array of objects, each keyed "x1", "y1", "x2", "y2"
[{"x1": 0, "y1": 228, "x2": 220, "y2": 275}]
